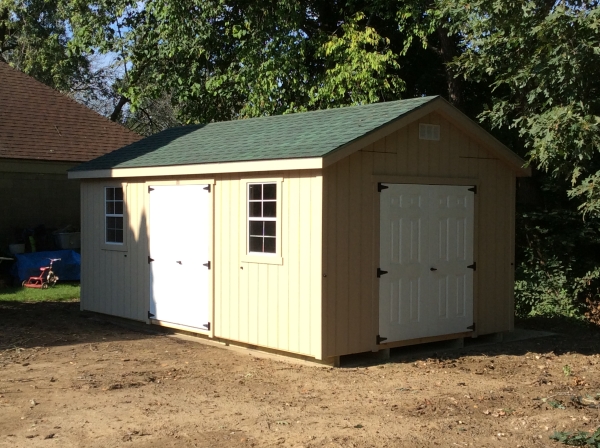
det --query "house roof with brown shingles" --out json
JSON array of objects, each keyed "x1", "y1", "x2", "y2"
[{"x1": 0, "y1": 62, "x2": 141, "y2": 163}]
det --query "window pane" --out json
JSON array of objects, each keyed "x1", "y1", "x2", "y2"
[
  {"x1": 115, "y1": 188, "x2": 124, "y2": 200},
  {"x1": 264, "y1": 221, "x2": 276, "y2": 237},
  {"x1": 263, "y1": 183, "x2": 276, "y2": 200},
  {"x1": 115, "y1": 229, "x2": 124, "y2": 243},
  {"x1": 114, "y1": 217, "x2": 123, "y2": 230},
  {"x1": 106, "y1": 188, "x2": 114, "y2": 200},
  {"x1": 115, "y1": 201, "x2": 123, "y2": 215},
  {"x1": 106, "y1": 202, "x2": 114, "y2": 215},
  {"x1": 106, "y1": 229, "x2": 116, "y2": 243},
  {"x1": 249, "y1": 184, "x2": 262, "y2": 200},
  {"x1": 263, "y1": 201, "x2": 276, "y2": 218},
  {"x1": 249, "y1": 221, "x2": 263, "y2": 236},
  {"x1": 249, "y1": 236, "x2": 263, "y2": 253},
  {"x1": 264, "y1": 237, "x2": 276, "y2": 253},
  {"x1": 249, "y1": 202, "x2": 262, "y2": 217},
  {"x1": 107, "y1": 217, "x2": 116, "y2": 229}
]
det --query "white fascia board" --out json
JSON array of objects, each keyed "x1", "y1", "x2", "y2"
[{"x1": 68, "y1": 157, "x2": 324, "y2": 179}]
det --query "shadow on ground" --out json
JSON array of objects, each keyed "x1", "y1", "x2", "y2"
[
  {"x1": 1, "y1": 301, "x2": 599, "y2": 368},
  {"x1": 342, "y1": 317, "x2": 600, "y2": 368},
  {"x1": 0, "y1": 300, "x2": 156, "y2": 351}
]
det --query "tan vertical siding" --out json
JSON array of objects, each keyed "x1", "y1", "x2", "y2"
[
  {"x1": 213, "y1": 171, "x2": 323, "y2": 359},
  {"x1": 322, "y1": 112, "x2": 518, "y2": 357},
  {"x1": 80, "y1": 180, "x2": 149, "y2": 321}
]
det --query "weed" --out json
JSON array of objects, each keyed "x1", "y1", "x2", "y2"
[{"x1": 550, "y1": 427, "x2": 600, "y2": 446}]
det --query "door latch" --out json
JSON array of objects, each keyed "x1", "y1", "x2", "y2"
[
  {"x1": 203, "y1": 261, "x2": 211, "y2": 269},
  {"x1": 377, "y1": 268, "x2": 388, "y2": 278}
]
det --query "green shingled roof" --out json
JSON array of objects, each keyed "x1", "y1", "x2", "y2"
[{"x1": 72, "y1": 96, "x2": 437, "y2": 172}]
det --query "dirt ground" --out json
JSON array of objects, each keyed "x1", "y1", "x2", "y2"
[{"x1": 1, "y1": 301, "x2": 599, "y2": 448}]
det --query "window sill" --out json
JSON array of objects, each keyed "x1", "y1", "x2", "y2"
[{"x1": 241, "y1": 255, "x2": 283, "y2": 265}]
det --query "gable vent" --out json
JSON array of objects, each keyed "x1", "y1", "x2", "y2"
[{"x1": 419, "y1": 123, "x2": 440, "y2": 141}]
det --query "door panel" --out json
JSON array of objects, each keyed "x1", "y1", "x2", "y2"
[
  {"x1": 379, "y1": 185, "x2": 430, "y2": 340},
  {"x1": 379, "y1": 184, "x2": 474, "y2": 343},
  {"x1": 149, "y1": 185, "x2": 210, "y2": 330},
  {"x1": 428, "y1": 186, "x2": 474, "y2": 336}
]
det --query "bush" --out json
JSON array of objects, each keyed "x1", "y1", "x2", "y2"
[{"x1": 515, "y1": 179, "x2": 600, "y2": 321}]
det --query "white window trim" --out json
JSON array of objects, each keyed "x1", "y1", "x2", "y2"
[
  {"x1": 241, "y1": 177, "x2": 283, "y2": 265},
  {"x1": 101, "y1": 183, "x2": 128, "y2": 251}
]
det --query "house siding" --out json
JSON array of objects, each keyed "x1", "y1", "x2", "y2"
[{"x1": 0, "y1": 160, "x2": 80, "y2": 245}]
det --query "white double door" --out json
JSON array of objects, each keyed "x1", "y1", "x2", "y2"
[
  {"x1": 149, "y1": 185, "x2": 211, "y2": 331},
  {"x1": 379, "y1": 184, "x2": 475, "y2": 343}
]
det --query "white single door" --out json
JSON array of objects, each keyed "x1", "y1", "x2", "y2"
[
  {"x1": 379, "y1": 184, "x2": 474, "y2": 343},
  {"x1": 428, "y1": 186, "x2": 474, "y2": 337},
  {"x1": 149, "y1": 185, "x2": 211, "y2": 330}
]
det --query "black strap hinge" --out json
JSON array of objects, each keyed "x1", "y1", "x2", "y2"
[
  {"x1": 203, "y1": 185, "x2": 211, "y2": 193},
  {"x1": 467, "y1": 323, "x2": 475, "y2": 331},
  {"x1": 377, "y1": 268, "x2": 388, "y2": 278},
  {"x1": 468, "y1": 185, "x2": 477, "y2": 194},
  {"x1": 148, "y1": 311, "x2": 155, "y2": 319},
  {"x1": 467, "y1": 262, "x2": 476, "y2": 271},
  {"x1": 378, "y1": 183, "x2": 389, "y2": 192},
  {"x1": 148, "y1": 186, "x2": 154, "y2": 193},
  {"x1": 203, "y1": 261, "x2": 211, "y2": 269},
  {"x1": 148, "y1": 256, "x2": 154, "y2": 264},
  {"x1": 376, "y1": 335, "x2": 388, "y2": 345},
  {"x1": 203, "y1": 322, "x2": 211, "y2": 331}
]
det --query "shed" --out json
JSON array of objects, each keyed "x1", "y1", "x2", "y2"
[{"x1": 69, "y1": 96, "x2": 529, "y2": 364}]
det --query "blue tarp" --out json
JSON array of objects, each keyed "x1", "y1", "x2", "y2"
[{"x1": 11, "y1": 250, "x2": 81, "y2": 282}]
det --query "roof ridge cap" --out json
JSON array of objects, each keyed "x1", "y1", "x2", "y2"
[{"x1": 189, "y1": 96, "x2": 440, "y2": 128}]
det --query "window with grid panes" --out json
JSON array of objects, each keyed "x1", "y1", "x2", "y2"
[
  {"x1": 105, "y1": 187, "x2": 124, "y2": 244},
  {"x1": 248, "y1": 183, "x2": 277, "y2": 254}
]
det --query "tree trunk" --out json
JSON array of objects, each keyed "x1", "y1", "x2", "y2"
[
  {"x1": 110, "y1": 95, "x2": 129, "y2": 122},
  {"x1": 436, "y1": 25, "x2": 462, "y2": 109}
]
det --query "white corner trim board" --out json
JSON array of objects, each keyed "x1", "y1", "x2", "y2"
[{"x1": 68, "y1": 158, "x2": 324, "y2": 179}]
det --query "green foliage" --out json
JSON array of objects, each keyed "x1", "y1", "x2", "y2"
[
  {"x1": 0, "y1": 283, "x2": 80, "y2": 302},
  {"x1": 0, "y1": 0, "x2": 92, "y2": 92},
  {"x1": 444, "y1": 0, "x2": 600, "y2": 213},
  {"x1": 514, "y1": 173, "x2": 600, "y2": 319},
  {"x1": 514, "y1": 204, "x2": 600, "y2": 319},
  {"x1": 551, "y1": 427, "x2": 600, "y2": 447},
  {"x1": 65, "y1": 1, "x2": 442, "y2": 123},
  {"x1": 309, "y1": 13, "x2": 404, "y2": 108}
]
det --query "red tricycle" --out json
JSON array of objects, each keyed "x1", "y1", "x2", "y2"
[{"x1": 22, "y1": 258, "x2": 61, "y2": 289}]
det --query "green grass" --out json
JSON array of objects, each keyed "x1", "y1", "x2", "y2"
[{"x1": 0, "y1": 283, "x2": 80, "y2": 302}]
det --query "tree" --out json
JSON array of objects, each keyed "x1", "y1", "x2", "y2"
[
  {"x1": 66, "y1": 0, "x2": 463, "y2": 123},
  {"x1": 0, "y1": 0, "x2": 90, "y2": 92},
  {"x1": 443, "y1": 0, "x2": 600, "y2": 213}
]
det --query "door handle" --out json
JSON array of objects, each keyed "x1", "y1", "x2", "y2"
[
  {"x1": 176, "y1": 261, "x2": 182, "y2": 265},
  {"x1": 430, "y1": 267, "x2": 437, "y2": 271}
]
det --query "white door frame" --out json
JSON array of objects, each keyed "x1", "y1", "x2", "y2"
[{"x1": 145, "y1": 179, "x2": 215, "y2": 337}]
